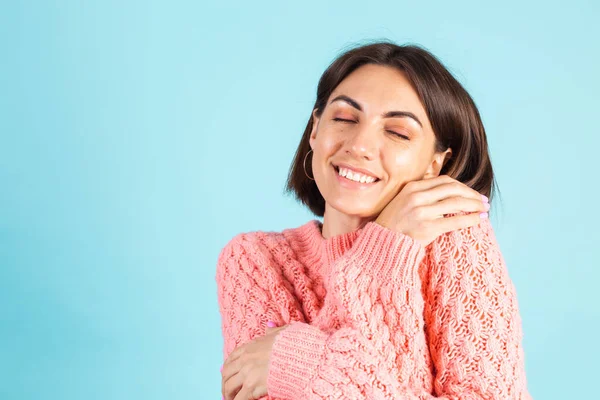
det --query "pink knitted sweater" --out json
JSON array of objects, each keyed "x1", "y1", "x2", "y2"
[{"x1": 216, "y1": 217, "x2": 531, "y2": 399}]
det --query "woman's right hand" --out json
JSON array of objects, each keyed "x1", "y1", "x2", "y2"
[{"x1": 374, "y1": 175, "x2": 491, "y2": 248}]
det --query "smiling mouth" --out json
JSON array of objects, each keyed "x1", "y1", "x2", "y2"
[{"x1": 333, "y1": 165, "x2": 381, "y2": 184}]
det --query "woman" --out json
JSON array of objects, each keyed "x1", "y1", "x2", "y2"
[{"x1": 217, "y1": 41, "x2": 531, "y2": 400}]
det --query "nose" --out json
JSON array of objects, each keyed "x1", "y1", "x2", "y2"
[{"x1": 346, "y1": 125, "x2": 377, "y2": 160}]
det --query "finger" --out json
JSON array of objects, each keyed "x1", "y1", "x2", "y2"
[
  {"x1": 222, "y1": 357, "x2": 244, "y2": 395},
  {"x1": 223, "y1": 368, "x2": 245, "y2": 400},
  {"x1": 265, "y1": 327, "x2": 276, "y2": 334},
  {"x1": 403, "y1": 174, "x2": 456, "y2": 193},
  {"x1": 419, "y1": 181, "x2": 485, "y2": 206},
  {"x1": 233, "y1": 384, "x2": 250, "y2": 400},
  {"x1": 265, "y1": 325, "x2": 286, "y2": 334},
  {"x1": 424, "y1": 196, "x2": 489, "y2": 219},
  {"x1": 225, "y1": 345, "x2": 243, "y2": 365},
  {"x1": 432, "y1": 212, "x2": 485, "y2": 236},
  {"x1": 266, "y1": 320, "x2": 279, "y2": 328},
  {"x1": 265, "y1": 321, "x2": 278, "y2": 333}
]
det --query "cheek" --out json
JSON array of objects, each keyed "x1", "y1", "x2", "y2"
[
  {"x1": 315, "y1": 130, "x2": 342, "y2": 156},
  {"x1": 383, "y1": 149, "x2": 422, "y2": 179}
]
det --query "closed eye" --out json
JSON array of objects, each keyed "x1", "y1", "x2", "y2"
[
  {"x1": 333, "y1": 118, "x2": 409, "y2": 140},
  {"x1": 388, "y1": 131, "x2": 409, "y2": 140}
]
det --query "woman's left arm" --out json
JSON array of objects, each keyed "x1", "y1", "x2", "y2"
[{"x1": 419, "y1": 216, "x2": 532, "y2": 399}]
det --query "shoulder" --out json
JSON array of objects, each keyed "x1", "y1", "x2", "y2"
[
  {"x1": 428, "y1": 211, "x2": 496, "y2": 251},
  {"x1": 217, "y1": 219, "x2": 317, "y2": 262},
  {"x1": 215, "y1": 220, "x2": 317, "y2": 278},
  {"x1": 423, "y1": 213, "x2": 500, "y2": 282},
  {"x1": 214, "y1": 228, "x2": 285, "y2": 293},
  {"x1": 217, "y1": 226, "x2": 287, "y2": 267},
  {"x1": 422, "y1": 213, "x2": 505, "y2": 294}
]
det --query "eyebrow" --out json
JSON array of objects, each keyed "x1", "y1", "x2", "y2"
[{"x1": 329, "y1": 94, "x2": 423, "y2": 128}]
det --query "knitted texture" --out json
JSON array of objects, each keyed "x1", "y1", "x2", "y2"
[{"x1": 216, "y1": 217, "x2": 531, "y2": 399}]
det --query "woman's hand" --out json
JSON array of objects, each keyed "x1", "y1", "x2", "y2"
[
  {"x1": 375, "y1": 175, "x2": 490, "y2": 247},
  {"x1": 221, "y1": 323, "x2": 288, "y2": 400}
]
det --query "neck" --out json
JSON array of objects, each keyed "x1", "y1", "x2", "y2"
[{"x1": 321, "y1": 203, "x2": 375, "y2": 239}]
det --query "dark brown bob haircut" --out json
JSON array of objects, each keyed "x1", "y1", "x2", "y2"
[{"x1": 285, "y1": 39, "x2": 498, "y2": 217}]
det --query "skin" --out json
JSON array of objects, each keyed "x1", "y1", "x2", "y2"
[
  {"x1": 308, "y1": 63, "x2": 452, "y2": 239},
  {"x1": 221, "y1": 325, "x2": 287, "y2": 400}
]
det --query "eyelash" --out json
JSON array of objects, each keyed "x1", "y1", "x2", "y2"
[{"x1": 332, "y1": 118, "x2": 409, "y2": 140}]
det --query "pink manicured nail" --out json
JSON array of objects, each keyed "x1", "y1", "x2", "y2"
[
  {"x1": 480, "y1": 212, "x2": 488, "y2": 218},
  {"x1": 484, "y1": 202, "x2": 490, "y2": 211},
  {"x1": 481, "y1": 194, "x2": 488, "y2": 203},
  {"x1": 267, "y1": 321, "x2": 277, "y2": 328},
  {"x1": 220, "y1": 365, "x2": 223, "y2": 372}
]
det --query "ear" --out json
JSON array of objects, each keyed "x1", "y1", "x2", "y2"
[
  {"x1": 423, "y1": 147, "x2": 452, "y2": 179},
  {"x1": 308, "y1": 108, "x2": 320, "y2": 150}
]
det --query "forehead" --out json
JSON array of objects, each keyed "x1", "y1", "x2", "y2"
[{"x1": 328, "y1": 64, "x2": 429, "y2": 124}]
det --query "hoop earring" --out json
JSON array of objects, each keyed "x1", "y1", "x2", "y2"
[{"x1": 303, "y1": 149, "x2": 315, "y2": 181}]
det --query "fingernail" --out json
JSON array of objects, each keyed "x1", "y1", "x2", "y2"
[
  {"x1": 480, "y1": 212, "x2": 488, "y2": 218},
  {"x1": 481, "y1": 194, "x2": 488, "y2": 203},
  {"x1": 267, "y1": 321, "x2": 277, "y2": 328},
  {"x1": 220, "y1": 365, "x2": 223, "y2": 372},
  {"x1": 484, "y1": 202, "x2": 490, "y2": 211}
]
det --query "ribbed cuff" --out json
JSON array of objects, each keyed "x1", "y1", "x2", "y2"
[
  {"x1": 345, "y1": 221, "x2": 427, "y2": 282},
  {"x1": 267, "y1": 321, "x2": 328, "y2": 399}
]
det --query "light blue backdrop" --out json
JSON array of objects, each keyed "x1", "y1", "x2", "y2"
[{"x1": 1, "y1": 1, "x2": 598, "y2": 399}]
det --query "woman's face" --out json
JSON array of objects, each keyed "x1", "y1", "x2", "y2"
[{"x1": 309, "y1": 64, "x2": 451, "y2": 218}]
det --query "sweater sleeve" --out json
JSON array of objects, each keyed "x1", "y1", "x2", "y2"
[
  {"x1": 215, "y1": 231, "x2": 307, "y2": 372},
  {"x1": 266, "y1": 218, "x2": 532, "y2": 399},
  {"x1": 422, "y1": 216, "x2": 532, "y2": 399}
]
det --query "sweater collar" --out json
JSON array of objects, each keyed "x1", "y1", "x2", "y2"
[{"x1": 293, "y1": 219, "x2": 366, "y2": 270}]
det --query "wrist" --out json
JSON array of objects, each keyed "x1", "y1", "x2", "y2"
[
  {"x1": 344, "y1": 220, "x2": 426, "y2": 283},
  {"x1": 267, "y1": 322, "x2": 327, "y2": 398}
]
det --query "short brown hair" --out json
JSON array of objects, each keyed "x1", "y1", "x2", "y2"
[{"x1": 285, "y1": 39, "x2": 499, "y2": 217}]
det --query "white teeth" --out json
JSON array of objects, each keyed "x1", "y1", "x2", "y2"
[{"x1": 337, "y1": 167, "x2": 376, "y2": 183}]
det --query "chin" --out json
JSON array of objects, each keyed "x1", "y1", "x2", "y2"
[{"x1": 326, "y1": 196, "x2": 379, "y2": 218}]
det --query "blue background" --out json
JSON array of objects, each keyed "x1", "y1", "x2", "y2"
[{"x1": 1, "y1": 1, "x2": 598, "y2": 399}]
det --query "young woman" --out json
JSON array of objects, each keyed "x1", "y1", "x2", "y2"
[{"x1": 217, "y1": 41, "x2": 531, "y2": 400}]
